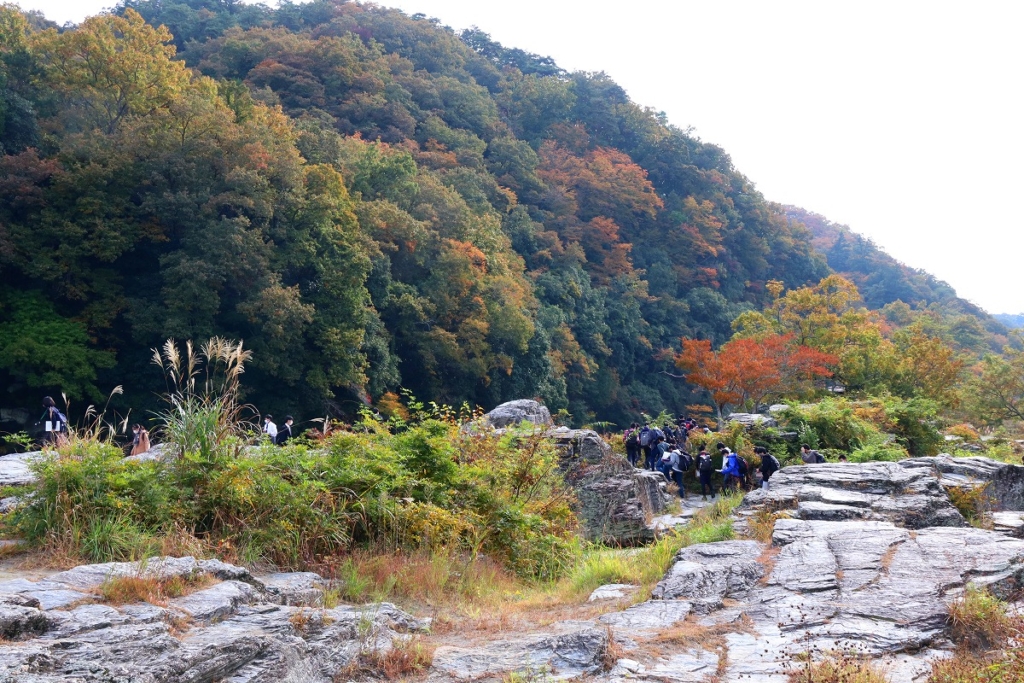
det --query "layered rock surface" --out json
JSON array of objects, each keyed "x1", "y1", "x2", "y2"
[{"x1": 0, "y1": 556, "x2": 427, "y2": 682}]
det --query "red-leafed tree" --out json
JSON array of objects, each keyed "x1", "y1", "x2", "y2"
[{"x1": 675, "y1": 334, "x2": 836, "y2": 428}]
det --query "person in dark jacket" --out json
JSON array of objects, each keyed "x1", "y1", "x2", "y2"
[
  {"x1": 800, "y1": 444, "x2": 825, "y2": 464},
  {"x1": 756, "y1": 446, "x2": 779, "y2": 489},
  {"x1": 275, "y1": 416, "x2": 294, "y2": 446},
  {"x1": 40, "y1": 396, "x2": 67, "y2": 445},
  {"x1": 624, "y1": 423, "x2": 641, "y2": 467},
  {"x1": 697, "y1": 450, "x2": 716, "y2": 500}
]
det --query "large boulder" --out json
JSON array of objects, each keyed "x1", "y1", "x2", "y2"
[
  {"x1": 480, "y1": 399, "x2": 552, "y2": 429},
  {"x1": 901, "y1": 454, "x2": 1024, "y2": 510},
  {"x1": 727, "y1": 412, "x2": 778, "y2": 428},
  {"x1": 573, "y1": 459, "x2": 669, "y2": 545},
  {"x1": 743, "y1": 461, "x2": 966, "y2": 528}
]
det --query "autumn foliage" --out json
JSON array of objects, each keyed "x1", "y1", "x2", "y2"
[{"x1": 675, "y1": 334, "x2": 836, "y2": 425}]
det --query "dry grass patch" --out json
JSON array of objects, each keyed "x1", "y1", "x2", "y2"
[
  {"x1": 947, "y1": 484, "x2": 995, "y2": 530},
  {"x1": 337, "y1": 636, "x2": 434, "y2": 681},
  {"x1": 747, "y1": 507, "x2": 787, "y2": 544},
  {"x1": 786, "y1": 652, "x2": 890, "y2": 683},
  {"x1": 947, "y1": 585, "x2": 1015, "y2": 652},
  {"x1": 99, "y1": 572, "x2": 214, "y2": 606}
]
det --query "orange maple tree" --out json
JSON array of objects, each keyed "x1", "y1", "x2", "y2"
[{"x1": 675, "y1": 334, "x2": 836, "y2": 427}]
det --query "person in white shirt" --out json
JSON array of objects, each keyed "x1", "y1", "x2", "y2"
[{"x1": 262, "y1": 415, "x2": 278, "y2": 442}]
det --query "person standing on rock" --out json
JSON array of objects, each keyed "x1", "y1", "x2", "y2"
[
  {"x1": 624, "y1": 423, "x2": 641, "y2": 467},
  {"x1": 697, "y1": 450, "x2": 716, "y2": 500},
  {"x1": 276, "y1": 416, "x2": 294, "y2": 446},
  {"x1": 262, "y1": 415, "x2": 277, "y2": 443},
  {"x1": 639, "y1": 423, "x2": 653, "y2": 469},
  {"x1": 718, "y1": 447, "x2": 741, "y2": 492},
  {"x1": 801, "y1": 444, "x2": 826, "y2": 464},
  {"x1": 129, "y1": 424, "x2": 151, "y2": 456},
  {"x1": 756, "y1": 446, "x2": 780, "y2": 490},
  {"x1": 40, "y1": 396, "x2": 67, "y2": 446}
]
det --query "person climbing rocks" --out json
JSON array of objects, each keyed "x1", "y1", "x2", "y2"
[
  {"x1": 718, "y1": 446, "x2": 742, "y2": 492},
  {"x1": 697, "y1": 450, "x2": 716, "y2": 500},
  {"x1": 756, "y1": 446, "x2": 780, "y2": 490},
  {"x1": 129, "y1": 424, "x2": 151, "y2": 456},
  {"x1": 801, "y1": 444, "x2": 826, "y2": 464}
]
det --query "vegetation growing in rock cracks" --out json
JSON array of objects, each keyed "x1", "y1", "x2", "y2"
[{"x1": 928, "y1": 585, "x2": 1024, "y2": 682}]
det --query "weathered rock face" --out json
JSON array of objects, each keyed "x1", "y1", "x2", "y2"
[
  {"x1": 432, "y1": 620, "x2": 608, "y2": 680},
  {"x1": 901, "y1": 454, "x2": 1024, "y2": 510},
  {"x1": 480, "y1": 399, "x2": 553, "y2": 429},
  {"x1": 0, "y1": 556, "x2": 428, "y2": 682},
  {"x1": 743, "y1": 461, "x2": 966, "y2": 528},
  {"x1": 478, "y1": 401, "x2": 670, "y2": 546},
  {"x1": 572, "y1": 458, "x2": 670, "y2": 545},
  {"x1": 727, "y1": 412, "x2": 778, "y2": 428},
  {"x1": 548, "y1": 427, "x2": 611, "y2": 463}
]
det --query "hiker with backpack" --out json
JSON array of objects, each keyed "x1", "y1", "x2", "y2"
[
  {"x1": 801, "y1": 444, "x2": 826, "y2": 464},
  {"x1": 639, "y1": 423, "x2": 654, "y2": 469},
  {"x1": 39, "y1": 396, "x2": 67, "y2": 446},
  {"x1": 671, "y1": 448, "x2": 692, "y2": 499},
  {"x1": 718, "y1": 446, "x2": 742, "y2": 492},
  {"x1": 756, "y1": 446, "x2": 781, "y2": 490},
  {"x1": 736, "y1": 454, "x2": 750, "y2": 491},
  {"x1": 697, "y1": 450, "x2": 716, "y2": 500},
  {"x1": 624, "y1": 423, "x2": 641, "y2": 467}
]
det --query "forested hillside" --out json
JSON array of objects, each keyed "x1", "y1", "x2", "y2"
[
  {"x1": 0, "y1": 0, "x2": 998, "y2": 427},
  {"x1": 785, "y1": 207, "x2": 1011, "y2": 354}
]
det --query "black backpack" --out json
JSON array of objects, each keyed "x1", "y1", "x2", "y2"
[
  {"x1": 698, "y1": 455, "x2": 714, "y2": 474},
  {"x1": 815, "y1": 452, "x2": 826, "y2": 464},
  {"x1": 625, "y1": 429, "x2": 639, "y2": 447},
  {"x1": 678, "y1": 453, "x2": 693, "y2": 472}
]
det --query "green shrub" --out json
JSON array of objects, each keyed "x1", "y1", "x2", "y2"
[{"x1": 848, "y1": 443, "x2": 910, "y2": 463}]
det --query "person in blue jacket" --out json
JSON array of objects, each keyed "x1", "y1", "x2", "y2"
[{"x1": 718, "y1": 446, "x2": 741, "y2": 492}]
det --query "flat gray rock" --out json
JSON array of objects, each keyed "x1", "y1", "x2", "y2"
[
  {"x1": 0, "y1": 556, "x2": 424, "y2": 682},
  {"x1": 169, "y1": 580, "x2": 261, "y2": 622},
  {"x1": 599, "y1": 599, "x2": 691, "y2": 630},
  {"x1": 259, "y1": 571, "x2": 325, "y2": 606},
  {"x1": 432, "y1": 621, "x2": 608, "y2": 680},
  {"x1": 744, "y1": 461, "x2": 966, "y2": 528},
  {"x1": 588, "y1": 583, "x2": 638, "y2": 602}
]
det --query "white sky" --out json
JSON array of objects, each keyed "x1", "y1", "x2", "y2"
[{"x1": 13, "y1": 1, "x2": 1024, "y2": 314}]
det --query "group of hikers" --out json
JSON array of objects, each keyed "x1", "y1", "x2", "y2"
[
  {"x1": 623, "y1": 419, "x2": 840, "y2": 500},
  {"x1": 36, "y1": 396, "x2": 296, "y2": 453}
]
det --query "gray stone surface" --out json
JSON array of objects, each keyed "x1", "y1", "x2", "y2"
[
  {"x1": 0, "y1": 451, "x2": 40, "y2": 487},
  {"x1": 743, "y1": 461, "x2": 966, "y2": 528},
  {"x1": 901, "y1": 454, "x2": 1024, "y2": 511},
  {"x1": 258, "y1": 572, "x2": 326, "y2": 606},
  {"x1": 549, "y1": 427, "x2": 612, "y2": 463},
  {"x1": 599, "y1": 599, "x2": 692, "y2": 631},
  {"x1": 574, "y1": 458, "x2": 670, "y2": 545},
  {"x1": 480, "y1": 399, "x2": 552, "y2": 429},
  {"x1": 0, "y1": 557, "x2": 427, "y2": 683},
  {"x1": 651, "y1": 540, "x2": 764, "y2": 609},
  {"x1": 588, "y1": 583, "x2": 638, "y2": 602},
  {"x1": 432, "y1": 620, "x2": 608, "y2": 680},
  {"x1": 727, "y1": 412, "x2": 778, "y2": 428}
]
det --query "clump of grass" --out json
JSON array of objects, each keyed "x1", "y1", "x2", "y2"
[
  {"x1": 787, "y1": 652, "x2": 890, "y2": 683},
  {"x1": 947, "y1": 585, "x2": 1013, "y2": 651},
  {"x1": 927, "y1": 585, "x2": 1024, "y2": 682},
  {"x1": 565, "y1": 492, "x2": 742, "y2": 598},
  {"x1": 341, "y1": 636, "x2": 434, "y2": 679},
  {"x1": 947, "y1": 485, "x2": 994, "y2": 529},
  {"x1": 99, "y1": 572, "x2": 212, "y2": 605},
  {"x1": 747, "y1": 507, "x2": 785, "y2": 543}
]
